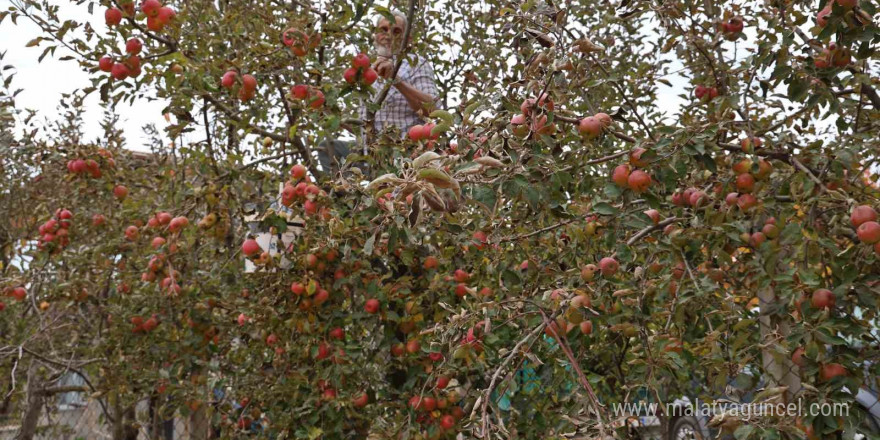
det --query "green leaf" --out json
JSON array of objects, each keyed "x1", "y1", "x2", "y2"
[
  {"x1": 592, "y1": 202, "x2": 618, "y2": 216},
  {"x1": 734, "y1": 425, "x2": 755, "y2": 440}
]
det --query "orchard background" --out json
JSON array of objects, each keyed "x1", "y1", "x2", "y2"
[{"x1": 0, "y1": 0, "x2": 879, "y2": 439}]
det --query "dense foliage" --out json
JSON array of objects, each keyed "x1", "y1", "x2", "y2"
[{"x1": 1, "y1": 0, "x2": 879, "y2": 439}]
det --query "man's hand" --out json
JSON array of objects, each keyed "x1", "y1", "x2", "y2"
[{"x1": 373, "y1": 56, "x2": 394, "y2": 80}]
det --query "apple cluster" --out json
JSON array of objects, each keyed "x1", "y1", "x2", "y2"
[
  {"x1": 3, "y1": 286, "x2": 28, "y2": 309},
  {"x1": 694, "y1": 84, "x2": 720, "y2": 102},
  {"x1": 720, "y1": 16, "x2": 744, "y2": 41},
  {"x1": 509, "y1": 93, "x2": 557, "y2": 137},
  {"x1": 343, "y1": 53, "x2": 378, "y2": 87},
  {"x1": 221, "y1": 70, "x2": 258, "y2": 102},
  {"x1": 407, "y1": 390, "x2": 463, "y2": 433},
  {"x1": 98, "y1": 38, "x2": 143, "y2": 80},
  {"x1": 851, "y1": 205, "x2": 880, "y2": 253},
  {"x1": 282, "y1": 27, "x2": 320, "y2": 57},
  {"x1": 281, "y1": 164, "x2": 329, "y2": 217},
  {"x1": 133, "y1": 211, "x2": 189, "y2": 296},
  {"x1": 105, "y1": 0, "x2": 176, "y2": 31},
  {"x1": 67, "y1": 152, "x2": 113, "y2": 178},
  {"x1": 289, "y1": 84, "x2": 325, "y2": 109},
  {"x1": 36, "y1": 208, "x2": 74, "y2": 253},
  {"x1": 130, "y1": 314, "x2": 160, "y2": 334},
  {"x1": 577, "y1": 111, "x2": 612, "y2": 139},
  {"x1": 814, "y1": 42, "x2": 851, "y2": 69},
  {"x1": 407, "y1": 122, "x2": 441, "y2": 143},
  {"x1": 611, "y1": 148, "x2": 653, "y2": 193}
]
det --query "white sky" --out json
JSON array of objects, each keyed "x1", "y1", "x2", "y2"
[{"x1": 1, "y1": 0, "x2": 169, "y2": 151}]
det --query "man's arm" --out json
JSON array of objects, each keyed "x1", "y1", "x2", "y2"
[
  {"x1": 393, "y1": 80, "x2": 435, "y2": 117},
  {"x1": 374, "y1": 57, "x2": 437, "y2": 116}
]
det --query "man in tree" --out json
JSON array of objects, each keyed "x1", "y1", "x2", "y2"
[{"x1": 317, "y1": 10, "x2": 438, "y2": 175}]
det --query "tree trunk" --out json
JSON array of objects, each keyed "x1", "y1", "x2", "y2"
[
  {"x1": 15, "y1": 364, "x2": 42, "y2": 440},
  {"x1": 757, "y1": 287, "x2": 802, "y2": 400}
]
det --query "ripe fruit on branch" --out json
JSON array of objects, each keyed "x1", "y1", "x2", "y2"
[
  {"x1": 599, "y1": 257, "x2": 619, "y2": 276},
  {"x1": 362, "y1": 68, "x2": 378, "y2": 85},
  {"x1": 169, "y1": 216, "x2": 189, "y2": 233},
  {"x1": 627, "y1": 170, "x2": 652, "y2": 193},
  {"x1": 282, "y1": 28, "x2": 310, "y2": 56},
  {"x1": 811, "y1": 288, "x2": 835, "y2": 309},
  {"x1": 242, "y1": 239, "x2": 261, "y2": 257},
  {"x1": 365, "y1": 298, "x2": 380, "y2": 314},
  {"x1": 221, "y1": 70, "x2": 237, "y2": 89},
  {"x1": 694, "y1": 85, "x2": 719, "y2": 101},
  {"x1": 735, "y1": 173, "x2": 755, "y2": 193},
  {"x1": 629, "y1": 148, "x2": 648, "y2": 168},
  {"x1": 343, "y1": 67, "x2": 357, "y2": 84},
  {"x1": 241, "y1": 74, "x2": 257, "y2": 92},
  {"x1": 857, "y1": 221, "x2": 880, "y2": 244},
  {"x1": 850, "y1": 205, "x2": 876, "y2": 227},
  {"x1": 740, "y1": 136, "x2": 762, "y2": 153},
  {"x1": 141, "y1": 0, "x2": 161, "y2": 17},
  {"x1": 578, "y1": 116, "x2": 603, "y2": 139},
  {"x1": 819, "y1": 363, "x2": 848, "y2": 381},
  {"x1": 290, "y1": 164, "x2": 307, "y2": 180},
  {"x1": 111, "y1": 63, "x2": 131, "y2": 80},
  {"x1": 308, "y1": 90, "x2": 325, "y2": 109},
  {"x1": 737, "y1": 193, "x2": 757, "y2": 211},
  {"x1": 644, "y1": 209, "x2": 660, "y2": 225},
  {"x1": 612, "y1": 164, "x2": 631, "y2": 187},
  {"x1": 113, "y1": 185, "x2": 128, "y2": 200},
  {"x1": 105, "y1": 8, "x2": 123, "y2": 26},
  {"x1": 352, "y1": 53, "x2": 370, "y2": 69},
  {"x1": 721, "y1": 16, "x2": 744, "y2": 40},
  {"x1": 99, "y1": 56, "x2": 114, "y2": 72},
  {"x1": 125, "y1": 38, "x2": 143, "y2": 55}
]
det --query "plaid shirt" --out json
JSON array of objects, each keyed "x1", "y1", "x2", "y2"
[{"x1": 359, "y1": 55, "x2": 438, "y2": 143}]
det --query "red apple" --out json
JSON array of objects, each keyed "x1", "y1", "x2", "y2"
[
  {"x1": 850, "y1": 205, "x2": 877, "y2": 227},
  {"x1": 362, "y1": 68, "x2": 378, "y2": 85},
  {"x1": 111, "y1": 63, "x2": 130, "y2": 80},
  {"x1": 599, "y1": 257, "x2": 619, "y2": 276},
  {"x1": 365, "y1": 298, "x2": 380, "y2": 314},
  {"x1": 343, "y1": 67, "x2": 357, "y2": 84},
  {"x1": 612, "y1": 164, "x2": 631, "y2": 187},
  {"x1": 857, "y1": 221, "x2": 880, "y2": 244},
  {"x1": 141, "y1": 0, "x2": 161, "y2": 17},
  {"x1": 353, "y1": 393, "x2": 369, "y2": 408},
  {"x1": 105, "y1": 8, "x2": 123, "y2": 26},
  {"x1": 792, "y1": 347, "x2": 806, "y2": 367},
  {"x1": 735, "y1": 173, "x2": 755, "y2": 193},
  {"x1": 308, "y1": 90, "x2": 324, "y2": 109},
  {"x1": 113, "y1": 185, "x2": 128, "y2": 200},
  {"x1": 440, "y1": 415, "x2": 455, "y2": 430},
  {"x1": 291, "y1": 84, "x2": 309, "y2": 99},
  {"x1": 627, "y1": 170, "x2": 652, "y2": 192},
  {"x1": 817, "y1": 6, "x2": 832, "y2": 27},
  {"x1": 352, "y1": 53, "x2": 370, "y2": 69},
  {"x1": 811, "y1": 288, "x2": 835, "y2": 309},
  {"x1": 242, "y1": 239, "x2": 261, "y2": 257},
  {"x1": 125, "y1": 38, "x2": 142, "y2": 55},
  {"x1": 578, "y1": 116, "x2": 603, "y2": 139},
  {"x1": 819, "y1": 363, "x2": 848, "y2": 381},
  {"x1": 580, "y1": 320, "x2": 593, "y2": 335},
  {"x1": 99, "y1": 56, "x2": 114, "y2": 72}
]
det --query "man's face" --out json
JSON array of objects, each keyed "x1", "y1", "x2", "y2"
[{"x1": 373, "y1": 16, "x2": 405, "y2": 53}]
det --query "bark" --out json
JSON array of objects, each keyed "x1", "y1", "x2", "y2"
[
  {"x1": 757, "y1": 287, "x2": 802, "y2": 401},
  {"x1": 14, "y1": 364, "x2": 42, "y2": 440}
]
